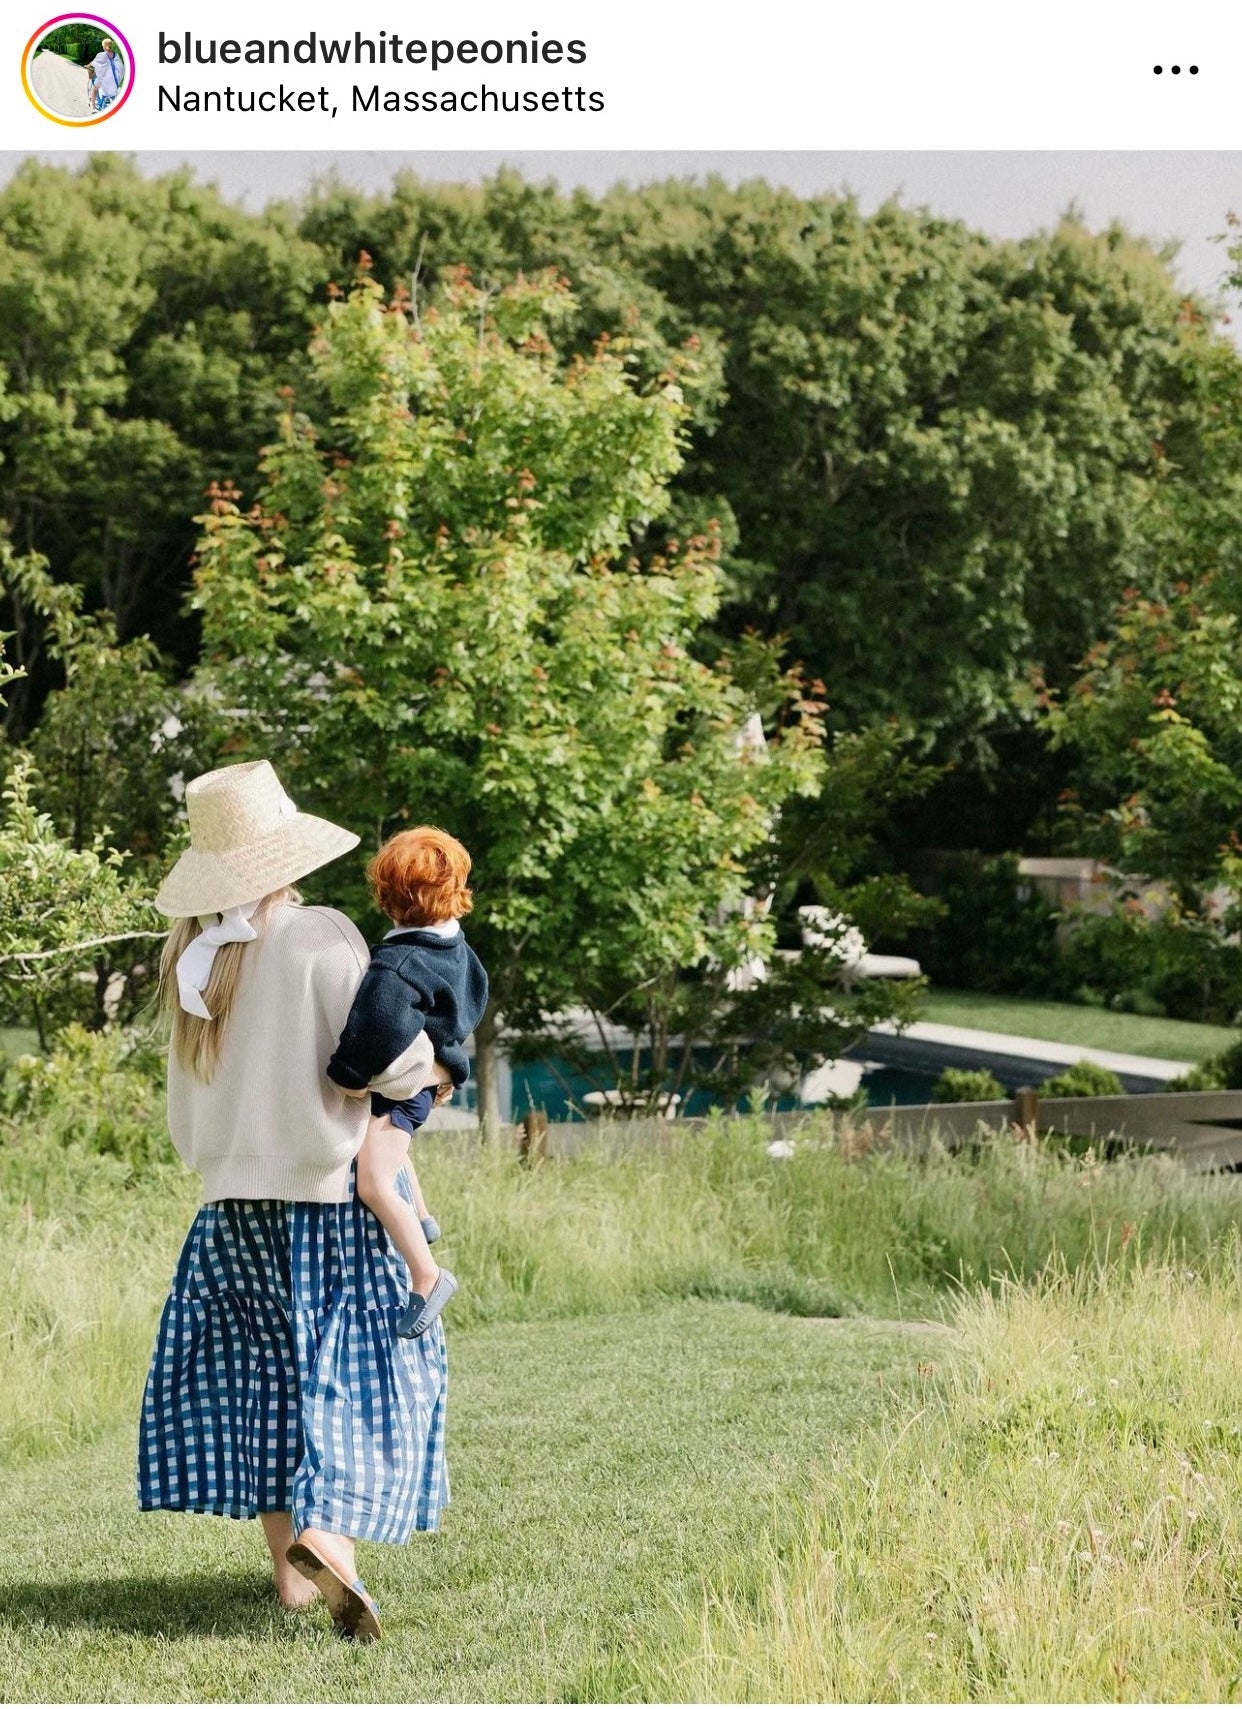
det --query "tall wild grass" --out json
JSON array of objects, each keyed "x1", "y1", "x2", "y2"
[
  {"x1": 437, "y1": 1113, "x2": 1242, "y2": 1323},
  {"x1": 643, "y1": 1243, "x2": 1242, "y2": 1701},
  {"x1": 2, "y1": 1111, "x2": 1240, "y2": 1468}
]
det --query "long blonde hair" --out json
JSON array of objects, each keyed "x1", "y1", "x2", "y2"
[{"x1": 158, "y1": 888, "x2": 296, "y2": 1079}]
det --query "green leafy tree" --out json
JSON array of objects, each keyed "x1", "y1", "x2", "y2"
[
  {"x1": 0, "y1": 759, "x2": 166, "y2": 1042},
  {"x1": 592, "y1": 183, "x2": 1241, "y2": 753},
  {"x1": 293, "y1": 167, "x2": 728, "y2": 434},
  {"x1": 776, "y1": 721, "x2": 942, "y2": 941},
  {"x1": 0, "y1": 156, "x2": 326, "y2": 724},
  {"x1": 8, "y1": 156, "x2": 1231, "y2": 786},
  {"x1": 18, "y1": 613, "x2": 221, "y2": 1029},
  {"x1": 191, "y1": 267, "x2": 850, "y2": 1132},
  {"x1": 1030, "y1": 304, "x2": 1242, "y2": 998},
  {"x1": 1030, "y1": 233, "x2": 1242, "y2": 967},
  {"x1": 0, "y1": 547, "x2": 174, "y2": 1037},
  {"x1": 301, "y1": 170, "x2": 1242, "y2": 866},
  {"x1": 1044, "y1": 583, "x2": 1242, "y2": 912},
  {"x1": 28, "y1": 618, "x2": 219, "y2": 864}
]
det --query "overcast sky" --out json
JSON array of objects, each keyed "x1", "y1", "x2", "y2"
[{"x1": 6, "y1": 150, "x2": 1242, "y2": 314}]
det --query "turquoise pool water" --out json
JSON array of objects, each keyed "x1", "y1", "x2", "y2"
[{"x1": 504, "y1": 1053, "x2": 944, "y2": 1121}]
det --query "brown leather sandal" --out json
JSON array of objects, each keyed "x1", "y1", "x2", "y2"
[{"x1": 286, "y1": 1541, "x2": 382, "y2": 1643}]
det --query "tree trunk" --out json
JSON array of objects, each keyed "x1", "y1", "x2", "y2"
[
  {"x1": 91, "y1": 955, "x2": 109, "y2": 1032},
  {"x1": 474, "y1": 1001, "x2": 502, "y2": 1144}
]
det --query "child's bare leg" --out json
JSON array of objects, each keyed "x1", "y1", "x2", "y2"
[
  {"x1": 403, "y1": 1157, "x2": 430, "y2": 1221},
  {"x1": 355, "y1": 1114, "x2": 439, "y2": 1296}
]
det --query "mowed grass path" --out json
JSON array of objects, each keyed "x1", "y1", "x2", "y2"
[{"x1": 0, "y1": 1301, "x2": 940, "y2": 1703}]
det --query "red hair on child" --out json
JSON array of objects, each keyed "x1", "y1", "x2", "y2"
[{"x1": 368, "y1": 826, "x2": 474, "y2": 927}]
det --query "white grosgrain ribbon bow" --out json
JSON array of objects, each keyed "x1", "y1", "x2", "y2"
[{"x1": 176, "y1": 900, "x2": 261, "y2": 1019}]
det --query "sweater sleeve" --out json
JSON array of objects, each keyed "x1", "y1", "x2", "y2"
[
  {"x1": 370, "y1": 1029, "x2": 444, "y2": 1098},
  {"x1": 326, "y1": 963, "x2": 431, "y2": 1091}
]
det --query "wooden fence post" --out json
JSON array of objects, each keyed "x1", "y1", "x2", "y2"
[
  {"x1": 519, "y1": 1109, "x2": 548, "y2": 1165},
  {"x1": 1013, "y1": 1085, "x2": 1040, "y2": 1135}
]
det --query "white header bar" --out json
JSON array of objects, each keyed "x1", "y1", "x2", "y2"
[{"x1": 2, "y1": 1, "x2": 1235, "y2": 150}]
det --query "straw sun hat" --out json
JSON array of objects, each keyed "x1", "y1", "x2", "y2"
[{"x1": 156, "y1": 760, "x2": 359, "y2": 918}]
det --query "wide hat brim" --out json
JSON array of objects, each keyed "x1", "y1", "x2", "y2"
[{"x1": 155, "y1": 813, "x2": 360, "y2": 918}]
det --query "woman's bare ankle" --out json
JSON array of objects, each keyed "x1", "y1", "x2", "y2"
[
  {"x1": 277, "y1": 1575, "x2": 321, "y2": 1609},
  {"x1": 295, "y1": 1524, "x2": 358, "y2": 1584}
]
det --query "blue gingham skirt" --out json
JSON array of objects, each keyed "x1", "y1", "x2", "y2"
[{"x1": 137, "y1": 1164, "x2": 448, "y2": 1543}]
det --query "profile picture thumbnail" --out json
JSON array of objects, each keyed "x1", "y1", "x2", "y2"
[{"x1": 23, "y1": 15, "x2": 133, "y2": 125}]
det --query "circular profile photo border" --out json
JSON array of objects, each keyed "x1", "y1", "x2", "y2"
[{"x1": 22, "y1": 13, "x2": 135, "y2": 126}]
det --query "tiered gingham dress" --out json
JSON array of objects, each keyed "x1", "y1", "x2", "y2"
[{"x1": 138, "y1": 1163, "x2": 448, "y2": 1541}]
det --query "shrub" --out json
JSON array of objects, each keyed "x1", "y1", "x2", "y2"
[
  {"x1": 1166, "y1": 1062, "x2": 1223, "y2": 1091},
  {"x1": 0, "y1": 1022, "x2": 170, "y2": 1167},
  {"x1": 1167, "y1": 1035, "x2": 1242, "y2": 1092},
  {"x1": 932, "y1": 1067, "x2": 1006, "y2": 1103},
  {"x1": 1206, "y1": 1037, "x2": 1242, "y2": 1089},
  {"x1": 919, "y1": 855, "x2": 1061, "y2": 998},
  {"x1": 1038, "y1": 1059, "x2": 1125, "y2": 1098},
  {"x1": 1057, "y1": 912, "x2": 1242, "y2": 1025}
]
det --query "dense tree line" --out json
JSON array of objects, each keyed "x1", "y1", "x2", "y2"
[{"x1": 5, "y1": 159, "x2": 1239, "y2": 751}]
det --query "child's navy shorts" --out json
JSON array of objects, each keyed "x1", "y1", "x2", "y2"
[{"x1": 370, "y1": 1085, "x2": 437, "y2": 1136}]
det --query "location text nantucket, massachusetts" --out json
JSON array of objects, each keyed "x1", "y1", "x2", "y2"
[
  {"x1": 156, "y1": 83, "x2": 605, "y2": 114},
  {"x1": 155, "y1": 29, "x2": 604, "y2": 116}
]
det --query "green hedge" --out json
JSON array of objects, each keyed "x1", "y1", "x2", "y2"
[
  {"x1": 916, "y1": 855, "x2": 1061, "y2": 999},
  {"x1": 38, "y1": 24, "x2": 105, "y2": 62},
  {"x1": 914, "y1": 855, "x2": 1242, "y2": 1026}
]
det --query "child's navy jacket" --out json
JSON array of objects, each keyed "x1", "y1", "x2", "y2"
[{"x1": 326, "y1": 928, "x2": 489, "y2": 1092}]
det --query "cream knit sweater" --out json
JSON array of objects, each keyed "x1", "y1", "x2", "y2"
[{"x1": 166, "y1": 901, "x2": 444, "y2": 1203}]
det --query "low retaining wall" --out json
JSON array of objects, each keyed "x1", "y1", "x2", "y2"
[
  {"x1": 870, "y1": 1089, "x2": 1242, "y2": 1171},
  {"x1": 430, "y1": 1092, "x2": 1242, "y2": 1173}
]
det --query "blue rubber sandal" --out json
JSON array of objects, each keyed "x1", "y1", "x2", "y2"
[
  {"x1": 286, "y1": 1541, "x2": 382, "y2": 1643},
  {"x1": 420, "y1": 1214, "x2": 441, "y2": 1244},
  {"x1": 397, "y1": 1267, "x2": 457, "y2": 1339}
]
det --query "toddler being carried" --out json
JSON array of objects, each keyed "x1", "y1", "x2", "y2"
[{"x1": 328, "y1": 826, "x2": 489, "y2": 1338}]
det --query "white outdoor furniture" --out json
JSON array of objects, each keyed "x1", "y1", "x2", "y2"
[
  {"x1": 581, "y1": 1089, "x2": 682, "y2": 1118},
  {"x1": 798, "y1": 1057, "x2": 867, "y2": 1103},
  {"x1": 797, "y1": 906, "x2": 922, "y2": 980}
]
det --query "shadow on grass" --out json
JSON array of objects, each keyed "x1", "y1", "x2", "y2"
[
  {"x1": 684, "y1": 1272, "x2": 849, "y2": 1317},
  {"x1": 0, "y1": 1570, "x2": 318, "y2": 1640}
]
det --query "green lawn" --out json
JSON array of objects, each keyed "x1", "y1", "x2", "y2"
[
  {"x1": 921, "y1": 989, "x2": 1237, "y2": 1062},
  {"x1": 0, "y1": 1027, "x2": 39, "y2": 1061},
  {"x1": 0, "y1": 1302, "x2": 937, "y2": 1703}
]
